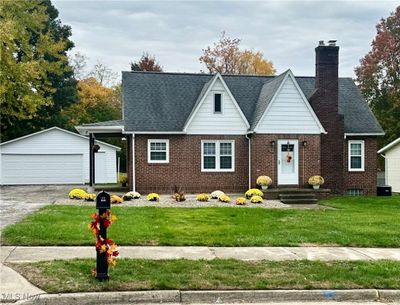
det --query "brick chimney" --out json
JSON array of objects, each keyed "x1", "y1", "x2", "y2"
[{"x1": 310, "y1": 40, "x2": 344, "y2": 193}]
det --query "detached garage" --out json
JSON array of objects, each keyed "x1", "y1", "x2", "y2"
[
  {"x1": 378, "y1": 137, "x2": 400, "y2": 193},
  {"x1": 0, "y1": 127, "x2": 121, "y2": 185}
]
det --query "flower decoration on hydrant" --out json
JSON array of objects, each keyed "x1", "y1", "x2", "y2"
[{"x1": 88, "y1": 210, "x2": 119, "y2": 274}]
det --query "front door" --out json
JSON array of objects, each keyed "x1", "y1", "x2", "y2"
[{"x1": 277, "y1": 140, "x2": 299, "y2": 185}]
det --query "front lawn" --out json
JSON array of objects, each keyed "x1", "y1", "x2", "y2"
[
  {"x1": 1, "y1": 196, "x2": 399, "y2": 247},
  {"x1": 9, "y1": 259, "x2": 400, "y2": 293}
]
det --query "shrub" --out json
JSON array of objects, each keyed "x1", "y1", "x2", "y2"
[
  {"x1": 68, "y1": 189, "x2": 87, "y2": 199},
  {"x1": 210, "y1": 190, "x2": 224, "y2": 199},
  {"x1": 173, "y1": 191, "x2": 186, "y2": 202},
  {"x1": 256, "y1": 176, "x2": 272, "y2": 186},
  {"x1": 196, "y1": 193, "x2": 209, "y2": 202},
  {"x1": 235, "y1": 197, "x2": 247, "y2": 205},
  {"x1": 119, "y1": 176, "x2": 128, "y2": 184},
  {"x1": 218, "y1": 194, "x2": 231, "y2": 203},
  {"x1": 245, "y1": 188, "x2": 264, "y2": 199},
  {"x1": 84, "y1": 193, "x2": 96, "y2": 201},
  {"x1": 147, "y1": 193, "x2": 160, "y2": 201},
  {"x1": 250, "y1": 195, "x2": 263, "y2": 204},
  {"x1": 123, "y1": 191, "x2": 141, "y2": 201},
  {"x1": 111, "y1": 195, "x2": 122, "y2": 204},
  {"x1": 308, "y1": 175, "x2": 325, "y2": 186}
]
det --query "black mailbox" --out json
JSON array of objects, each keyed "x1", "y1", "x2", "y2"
[{"x1": 96, "y1": 191, "x2": 111, "y2": 209}]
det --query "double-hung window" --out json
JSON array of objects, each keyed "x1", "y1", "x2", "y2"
[
  {"x1": 202, "y1": 140, "x2": 234, "y2": 171},
  {"x1": 148, "y1": 139, "x2": 169, "y2": 163},
  {"x1": 348, "y1": 140, "x2": 364, "y2": 171}
]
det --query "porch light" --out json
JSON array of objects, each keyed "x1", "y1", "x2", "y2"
[
  {"x1": 302, "y1": 141, "x2": 308, "y2": 147},
  {"x1": 270, "y1": 141, "x2": 275, "y2": 148}
]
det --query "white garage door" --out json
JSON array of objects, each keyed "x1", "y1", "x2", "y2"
[{"x1": 1, "y1": 154, "x2": 84, "y2": 185}]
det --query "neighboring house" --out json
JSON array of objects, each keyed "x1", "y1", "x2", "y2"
[
  {"x1": 0, "y1": 127, "x2": 120, "y2": 185},
  {"x1": 76, "y1": 41, "x2": 384, "y2": 195},
  {"x1": 378, "y1": 137, "x2": 400, "y2": 193}
]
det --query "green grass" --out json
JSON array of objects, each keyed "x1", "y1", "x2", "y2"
[
  {"x1": 1, "y1": 196, "x2": 399, "y2": 247},
  {"x1": 9, "y1": 259, "x2": 400, "y2": 293}
]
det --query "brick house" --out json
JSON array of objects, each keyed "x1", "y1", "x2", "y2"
[{"x1": 77, "y1": 41, "x2": 384, "y2": 195}]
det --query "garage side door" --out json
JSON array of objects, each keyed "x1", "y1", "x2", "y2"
[{"x1": 1, "y1": 154, "x2": 84, "y2": 185}]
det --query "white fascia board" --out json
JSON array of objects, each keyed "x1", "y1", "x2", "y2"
[
  {"x1": 344, "y1": 132, "x2": 385, "y2": 139},
  {"x1": 183, "y1": 73, "x2": 250, "y2": 131},
  {"x1": 124, "y1": 131, "x2": 186, "y2": 135},
  {"x1": 75, "y1": 125, "x2": 124, "y2": 136}
]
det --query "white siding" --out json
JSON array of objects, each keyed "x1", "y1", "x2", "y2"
[
  {"x1": 0, "y1": 128, "x2": 118, "y2": 184},
  {"x1": 186, "y1": 79, "x2": 248, "y2": 134},
  {"x1": 386, "y1": 144, "x2": 400, "y2": 192},
  {"x1": 256, "y1": 76, "x2": 322, "y2": 134}
]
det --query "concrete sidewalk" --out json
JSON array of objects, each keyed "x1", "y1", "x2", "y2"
[{"x1": 2, "y1": 246, "x2": 400, "y2": 262}]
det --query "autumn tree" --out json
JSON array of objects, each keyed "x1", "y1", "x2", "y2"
[
  {"x1": 0, "y1": 0, "x2": 77, "y2": 142},
  {"x1": 90, "y1": 61, "x2": 119, "y2": 87},
  {"x1": 355, "y1": 6, "x2": 400, "y2": 146},
  {"x1": 61, "y1": 77, "x2": 121, "y2": 127},
  {"x1": 199, "y1": 32, "x2": 275, "y2": 75},
  {"x1": 131, "y1": 52, "x2": 163, "y2": 72}
]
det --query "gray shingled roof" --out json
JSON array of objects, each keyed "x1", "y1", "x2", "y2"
[
  {"x1": 121, "y1": 71, "x2": 383, "y2": 134},
  {"x1": 79, "y1": 120, "x2": 124, "y2": 127}
]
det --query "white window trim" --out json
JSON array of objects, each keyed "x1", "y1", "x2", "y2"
[
  {"x1": 212, "y1": 91, "x2": 223, "y2": 114},
  {"x1": 348, "y1": 140, "x2": 365, "y2": 172},
  {"x1": 201, "y1": 140, "x2": 235, "y2": 172},
  {"x1": 148, "y1": 139, "x2": 169, "y2": 163}
]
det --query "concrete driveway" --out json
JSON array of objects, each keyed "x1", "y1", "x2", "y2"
[{"x1": 0, "y1": 185, "x2": 82, "y2": 230}]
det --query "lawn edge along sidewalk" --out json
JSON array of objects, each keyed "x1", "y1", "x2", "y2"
[{"x1": 10, "y1": 289, "x2": 400, "y2": 305}]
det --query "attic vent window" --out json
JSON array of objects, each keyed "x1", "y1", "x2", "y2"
[{"x1": 214, "y1": 93, "x2": 222, "y2": 113}]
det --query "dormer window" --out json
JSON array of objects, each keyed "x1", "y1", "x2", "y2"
[{"x1": 214, "y1": 93, "x2": 222, "y2": 113}]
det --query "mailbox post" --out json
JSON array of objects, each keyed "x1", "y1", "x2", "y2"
[{"x1": 96, "y1": 191, "x2": 111, "y2": 281}]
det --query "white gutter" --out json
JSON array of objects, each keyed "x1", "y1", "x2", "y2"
[{"x1": 344, "y1": 132, "x2": 385, "y2": 139}]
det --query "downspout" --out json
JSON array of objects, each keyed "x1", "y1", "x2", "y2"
[
  {"x1": 245, "y1": 132, "x2": 253, "y2": 189},
  {"x1": 380, "y1": 153, "x2": 387, "y2": 185},
  {"x1": 132, "y1": 134, "x2": 136, "y2": 192}
]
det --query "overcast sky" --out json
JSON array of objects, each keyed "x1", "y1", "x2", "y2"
[{"x1": 53, "y1": 0, "x2": 397, "y2": 80}]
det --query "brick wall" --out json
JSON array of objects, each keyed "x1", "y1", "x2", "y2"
[
  {"x1": 251, "y1": 134, "x2": 321, "y2": 188},
  {"x1": 343, "y1": 137, "x2": 378, "y2": 195},
  {"x1": 134, "y1": 135, "x2": 249, "y2": 193}
]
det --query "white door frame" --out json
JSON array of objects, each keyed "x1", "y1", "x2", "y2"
[{"x1": 277, "y1": 139, "x2": 299, "y2": 185}]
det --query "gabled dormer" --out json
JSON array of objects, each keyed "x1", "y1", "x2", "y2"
[
  {"x1": 252, "y1": 70, "x2": 326, "y2": 134},
  {"x1": 184, "y1": 73, "x2": 250, "y2": 135}
]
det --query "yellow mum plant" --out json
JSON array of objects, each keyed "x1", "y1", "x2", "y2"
[
  {"x1": 308, "y1": 175, "x2": 325, "y2": 186},
  {"x1": 147, "y1": 193, "x2": 160, "y2": 201},
  {"x1": 256, "y1": 176, "x2": 272, "y2": 186},
  {"x1": 69, "y1": 188, "x2": 87, "y2": 199},
  {"x1": 84, "y1": 193, "x2": 96, "y2": 201},
  {"x1": 235, "y1": 197, "x2": 247, "y2": 205},
  {"x1": 245, "y1": 188, "x2": 264, "y2": 199},
  {"x1": 250, "y1": 195, "x2": 263, "y2": 203},
  {"x1": 196, "y1": 193, "x2": 209, "y2": 202},
  {"x1": 111, "y1": 195, "x2": 123, "y2": 204},
  {"x1": 218, "y1": 194, "x2": 231, "y2": 203}
]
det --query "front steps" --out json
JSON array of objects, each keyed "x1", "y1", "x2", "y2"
[{"x1": 279, "y1": 193, "x2": 318, "y2": 204}]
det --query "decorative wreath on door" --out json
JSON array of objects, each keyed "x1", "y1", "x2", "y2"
[{"x1": 286, "y1": 143, "x2": 292, "y2": 163}]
